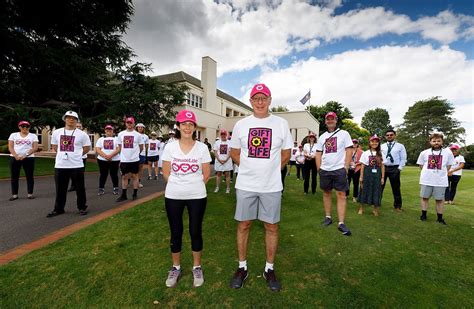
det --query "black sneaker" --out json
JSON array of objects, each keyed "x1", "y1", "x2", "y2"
[
  {"x1": 230, "y1": 267, "x2": 248, "y2": 289},
  {"x1": 79, "y1": 206, "x2": 88, "y2": 216},
  {"x1": 46, "y1": 210, "x2": 65, "y2": 218},
  {"x1": 437, "y1": 219, "x2": 447, "y2": 225},
  {"x1": 132, "y1": 194, "x2": 138, "y2": 200},
  {"x1": 148, "y1": 175, "x2": 152, "y2": 180},
  {"x1": 338, "y1": 223, "x2": 352, "y2": 236},
  {"x1": 321, "y1": 217, "x2": 333, "y2": 226},
  {"x1": 116, "y1": 195, "x2": 128, "y2": 203},
  {"x1": 154, "y1": 176, "x2": 158, "y2": 180},
  {"x1": 420, "y1": 215, "x2": 427, "y2": 221},
  {"x1": 263, "y1": 269, "x2": 281, "y2": 292}
]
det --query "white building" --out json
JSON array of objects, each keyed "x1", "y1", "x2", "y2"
[{"x1": 155, "y1": 56, "x2": 319, "y2": 143}]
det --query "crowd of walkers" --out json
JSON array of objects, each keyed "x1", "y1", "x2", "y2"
[{"x1": 6, "y1": 83, "x2": 465, "y2": 291}]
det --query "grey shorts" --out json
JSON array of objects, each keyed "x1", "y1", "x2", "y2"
[
  {"x1": 420, "y1": 185, "x2": 446, "y2": 200},
  {"x1": 319, "y1": 168, "x2": 348, "y2": 192},
  {"x1": 235, "y1": 189, "x2": 282, "y2": 224}
]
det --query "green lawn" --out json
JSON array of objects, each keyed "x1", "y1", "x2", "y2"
[
  {"x1": 1, "y1": 167, "x2": 473, "y2": 307},
  {"x1": 0, "y1": 156, "x2": 98, "y2": 179}
]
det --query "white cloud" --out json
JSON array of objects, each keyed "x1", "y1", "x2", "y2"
[
  {"x1": 124, "y1": 0, "x2": 474, "y2": 77},
  {"x1": 243, "y1": 45, "x2": 474, "y2": 143}
]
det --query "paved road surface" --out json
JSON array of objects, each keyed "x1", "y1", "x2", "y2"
[{"x1": 0, "y1": 172, "x2": 166, "y2": 253}]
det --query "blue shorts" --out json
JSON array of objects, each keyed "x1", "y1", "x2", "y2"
[{"x1": 139, "y1": 155, "x2": 148, "y2": 164}]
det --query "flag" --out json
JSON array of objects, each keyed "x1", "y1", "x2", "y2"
[{"x1": 299, "y1": 90, "x2": 311, "y2": 105}]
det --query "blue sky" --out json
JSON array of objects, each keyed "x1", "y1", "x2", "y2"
[{"x1": 124, "y1": 0, "x2": 474, "y2": 143}]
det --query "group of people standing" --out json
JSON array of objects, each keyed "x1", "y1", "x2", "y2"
[{"x1": 6, "y1": 83, "x2": 466, "y2": 292}]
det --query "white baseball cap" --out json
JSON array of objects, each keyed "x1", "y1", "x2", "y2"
[
  {"x1": 62, "y1": 111, "x2": 79, "y2": 121},
  {"x1": 168, "y1": 130, "x2": 175, "y2": 135},
  {"x1": 135, "y1": 123, "x2": 145, "y2": 128}
]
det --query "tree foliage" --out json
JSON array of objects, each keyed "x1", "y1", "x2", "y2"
[
  {"x1": 397, "y1": 97, "x2": 465, "y2": 164},
  {"x1": 270, "y1": 106, "x2": 289, "y2": 112},
  {"x1": 361, "y1": 108, "x2": 391, "y2": 137},
  {"x1": 306, "y1": 101, "x2": 353, "y2": 133},
  {"x1": 341, "y1": 119, "x2": 370, "y2": 148}
]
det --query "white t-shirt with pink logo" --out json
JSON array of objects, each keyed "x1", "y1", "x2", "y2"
[
  {"x1": 162, "y1": 141, "x2": 212, "y2": 199},
  {"x1": 51, "y1": 128, "x2": 91, "y2": 168},
  {"x1": 290, "y1": 146, "x2": 298, "y2": 161},
  {"x1": 148, "y1": 139, "x2": 160, "y2": 157},
  {"x1": 8, "y1": 132, "x2": 39, "y2": 157},
  {"x1": 417, "y1": 148, "x2": 455, "y2": 187},
  {"x1": 95, "y1": 136, "x2": 120, "y2": 161},
  {"x1": 450, "y1": 155, "x2": 465, "y2": 176},
  {"x1": 117, "y1": 130, "x2": 143, "y2": 163},
  {"x1": 230, "y1": 114, "x2": 293, "y2": 193},
  {"x1": 316, "y1": 129, "x2": 353, "y2": 171}
]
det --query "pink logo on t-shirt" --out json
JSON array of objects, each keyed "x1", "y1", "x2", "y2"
[
  {"x1": 15, "y1": 139, "x2": 32, "y2": 145},
  {"x1": 427, "y1": 155, "x2": 442, "y2": 169},
  {"x1": 368, "y1": 155, "x2": 380, "y2": 167},
  {"x1": 59, "y1": 135, "x2": 75, "y2": 152},
  {"x1": 324, "y1": 137, "x2": 337, "y2": 154},
  {"x1": 149, "y1": 142, "x2": 156, "y2": 151},
  {"x1": 292, "y1": 149, "x2": 297, "y2": 155},
  {"x1": 103, "y1": 140, "x2": 114, "y2": 150},
  {"x1": 123, "y1": 136, "x2": 134, "y2": 149},
  {"x1": 171, "y1": 162, "x2": 200, "y2": 173},
  {"x1": 248, "y1": 128, "x2": 272, "y2": 159},
  {"x1": 219, "y1": 144, "x2": 228, "y2": 155}
]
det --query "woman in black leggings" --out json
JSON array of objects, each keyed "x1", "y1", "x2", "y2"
[
  {"x1": 303, "y1": 133, "x2": 318, "y2": 194},
  {"x1": 8, "y1": 121, "x2": 39, "y2": 201},
  {"x1": 95, "y1": 125, "x2": 121, "y2": 195},
  {"x1": 162, "y1": 110, "x2": 211, "y2": 288}
]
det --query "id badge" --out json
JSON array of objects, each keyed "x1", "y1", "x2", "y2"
[{"x1": 371, "y1": 168, "x2": 377, "y2": 173}]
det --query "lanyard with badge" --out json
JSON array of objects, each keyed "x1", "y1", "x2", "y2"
[
  {"x1": 62, "y1": 128, "x2": 76, "y2": 160},
  {"x1": 369, "y1": 149, "x2": 378, "y2": 173},
  {"x1": 430, "y1": 148, "x2": 442, "y2": 173}
]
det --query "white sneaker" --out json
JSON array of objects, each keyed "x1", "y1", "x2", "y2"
[
  {"x1": 226, "y1": 188, "x2": 230, "y2": 194},
  {"x1": 165, "y1": 267, "x2": 181, "y2": 288},
  {"x1": 214, "y1": 187, "x2": 219, "y2": 193},
  {"x1": 192, "y1": 267, "x2": 204, "y2": 287}
]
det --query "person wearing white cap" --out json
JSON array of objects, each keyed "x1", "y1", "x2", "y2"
[
  {"x1": 315, "y1": 112, "x2": 353, "y2": 236},
  {"x1": 47, "y1": 111, "x2": 91, "y2": 217},
  {"x1": 229, "y1": 83, "x2": 292, "y2": 292},
  {"x1": 445, "y1": 144, "x2": 465, "y2": 205},
  {"x1": 135, "y1": 123, "x2": 149, "y2": 187},
  {"x1": 8, "y1": 120, "x2": 39, "y2": 201},
  {"x1": 213, "y1": 129, "x2": 233, "y2": 194},
  {"x1": 147, "y1": 131, "x2": 160, "y2": 180}
]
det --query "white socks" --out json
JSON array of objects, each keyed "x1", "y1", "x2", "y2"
[
  {"x1": 193, "y1": 265, "x2": 201, "y2": 270},
  {"x1": 173, "y1": 265, "x2": 181, "y2": 270},
  {"x1": 239, "y1": 260, "x2": 247, "y2": 270},
  {"x1": 265, "y1": 262, "x2": 274, "y2": 272}
]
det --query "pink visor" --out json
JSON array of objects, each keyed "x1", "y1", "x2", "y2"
[
  {"x1": 18, "y1": 121, "x2": 30, "y2": 126},
  {"x1": 104, "y1": 125, "x2": 113, "y2": 130}
]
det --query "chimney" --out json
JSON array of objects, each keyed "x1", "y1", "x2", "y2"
[{"x1": 201, "y1": 56, "x2": 218, "y2": 114}]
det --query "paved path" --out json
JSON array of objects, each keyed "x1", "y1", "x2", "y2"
[{"x1": 0, "y1": 172, "x2": 166, "y2": 254}]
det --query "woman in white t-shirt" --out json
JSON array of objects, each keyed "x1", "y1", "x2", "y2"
[
  {"x1": 162, "y1": 110, "x2": 211, "y2": 288},
  {"x1": 213, "y1": 129, "x2": 233, "y2": 194},
  {"x1": 303, "y1": 133, "x2": 318, "y2": 194},
  {"x1": 8, "y1": 121, "x2": 39, "y2": 201},
  {"x1": 295, "y1": 145, "x2": 305, "y2": 180},
  {"x1": 445, "y1": 144, "x2": 465, "y2": 205},
  {"x1": 95, "y1": 125, "x2": 120, "y2": 196}
]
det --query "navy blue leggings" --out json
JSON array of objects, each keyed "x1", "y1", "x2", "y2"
[{"x1": 165, "y1": 197, "x2": 207, "y2": 253}]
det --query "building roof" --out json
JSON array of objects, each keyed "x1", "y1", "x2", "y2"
[{"x1": 154, "y1": 71, "x2": 252, "y2": 112}]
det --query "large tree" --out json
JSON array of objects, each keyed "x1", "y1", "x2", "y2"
[
  {"x1": 0, "y1": 0, "x2": 147, "y2": 137},
  {"x1": 341, "y1": 119, "x2": 370, "y2": 148},
  {"x1": 361, "y1": 108, "x2": 391, "y2": 137},
  {"x1": 306, "y1": 101, "x2": 353, "y2": 133},
  {"x1": 397, "y1": 97, "x2": 465, "y2": 164}
]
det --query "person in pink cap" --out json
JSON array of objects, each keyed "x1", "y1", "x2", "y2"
[
  {"x1": 95, "y1": 125, "x2": 121, "y2": 196},
  {"x1": 357, "y1": 135, "x2": 385, "y2": 216},
  {"x1": 8, "y1": 120, "x2": 39, "y2": 201},
  {"x1": 229, "y1": 83, "x2": 292, "y2": 292},
  {"x1": 315, "y1": 112, "x2": 353, "y2": 236},
  {"x1": 346, "y1": 138, "x2": 363, "y2": 202},
  {"x1": 162, "y1": 109, "x2": 211, "y2": 288},
  {"x1": 303, "y1": 132, "x2": 318, "y2": 194},
  {"x1": 116, "y1": 116, "x2": 144, "y2": 202},
  {"x1": 444, "y1": 144, "x2": 465, "y2": 205},
  {"x1": 213, "y1": 129, "x2": 233, "y2": 193}
]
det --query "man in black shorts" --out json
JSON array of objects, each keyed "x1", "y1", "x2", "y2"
[
  {"x1": 315, "y1": 112, "x2": 353, "y2": 236},
  {"x1": 116, "y1": 117, "x2": 144, "y2": 201}
]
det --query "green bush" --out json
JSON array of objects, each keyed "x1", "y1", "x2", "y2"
[
  {"x1": 0, "y1": 144, "x2": 9, "y2": 154},
  {"x1": 0, "y1": 140, "x2": 7, "y2": 146}
]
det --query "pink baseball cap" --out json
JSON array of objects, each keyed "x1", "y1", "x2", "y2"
[
  {"x1": 325, "y1": 112, "x2": 337, "y2": 119},
  {"x1": 176, "y1": 109, "x2": 197, "y2": 125},
  {"x1": 104, "y1": 125, "x2": 114, "y2": 130},
  {"x1": 308, "y1": 132, "x2": 316, "y2": 138},
  {"x1": 369, "y1": 134, "x2": 380, "y2": 141},
  {"x1": 125, "y1": 117, "x2": 135, "y2": 124},
  {"x1": 18, "y1": 121, "x2": 30, "y2": 126},
  {"x1": 220, "y1": 129, "x2": 227, "y2": 135},
  {"x1": 250, "y1": 83, "x2": 271, "y2": 98},
  {"x1": 352, "y1": 139, "x2": 359, "y2": 143},
  {"x1": 449, "y1": 144, "x2": 460, "y2": 150}
]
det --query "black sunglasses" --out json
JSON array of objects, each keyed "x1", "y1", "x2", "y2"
[{"x1": 20, "y1": 125, "x2": 30, "y2": 128}]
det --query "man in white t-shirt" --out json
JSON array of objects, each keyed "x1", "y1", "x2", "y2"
[
  {"x1": 213, "y1": 129, "x2": 233, "y2": 194},
  {"x1": 229, "y1": 83, "x2": 292, "y2": 292},
  {"x1": 68, "y1": 121, "x2": 89, "y2": 192},
  {"x1": 116, "y1": 117, "x2": 144, "y2": 202},
  {"x1": 47, "y1": 111, "x2": 91, "y2": 217},
  {"x1": 315, "y1": 112, "x2": 353, "y2": 236},
  {"x1": 417, "y1": 133, "x2": 454, "y2": 224}
]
